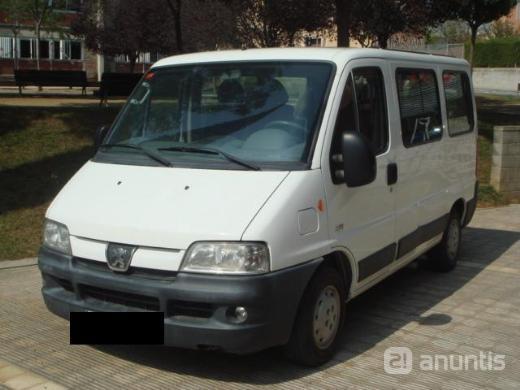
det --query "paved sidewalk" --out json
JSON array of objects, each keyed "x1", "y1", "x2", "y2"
[{"x1": 0, "y1": 206, "x2": 519, "y2": 389}]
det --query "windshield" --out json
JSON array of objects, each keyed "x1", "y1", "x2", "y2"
[{"x1": 99, "y1": 61, "x2": 334, "y2": 170}]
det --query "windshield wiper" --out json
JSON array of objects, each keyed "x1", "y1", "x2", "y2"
[
  {"x1": 99, "y1": 143, "x2": 172, "y2": 167},
  {"x1": 158, "y1": 146, "x2": 261, "y2": 171}
]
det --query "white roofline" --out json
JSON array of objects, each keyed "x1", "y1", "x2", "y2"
[{"x1": 151, "y1": 48, "x2": 469, "y2": 69}]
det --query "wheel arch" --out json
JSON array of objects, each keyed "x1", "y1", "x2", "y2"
[
  {"x1": 451, "y1": 198, "x2": 466, "y2": 221},
  {"x1": 318, "y1": 250, "x2": 355, "y2": 300}
]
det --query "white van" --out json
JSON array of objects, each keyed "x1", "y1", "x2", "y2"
[{"x1": 39, "y1": 48, "x2": 477, "y2": 365}]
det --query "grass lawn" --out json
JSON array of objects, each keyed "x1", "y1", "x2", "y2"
[
  {"x1": 0, "y1": 102, "x2": 121, "y2": 260},
  {"x1": 0, "y1": 94, "x2": 519, "y2": 260}
]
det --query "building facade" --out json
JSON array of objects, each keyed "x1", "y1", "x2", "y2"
[
  {"x1": 0, "y1": 0, "x2": 156, "y2": 81},
  {"x1": 0, "y1": 1, "x2": 100, "y2": 79}
]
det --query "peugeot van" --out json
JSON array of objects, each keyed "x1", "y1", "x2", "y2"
[{"x1": 39, "y1": 48, "x2": 478, "y2": 366}]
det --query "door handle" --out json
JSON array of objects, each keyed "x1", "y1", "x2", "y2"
[{"x1": 387, "y1": 163, "x2": 398, "y2": 186}]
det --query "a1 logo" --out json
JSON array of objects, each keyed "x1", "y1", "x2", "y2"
[{"x1": 384, "y1": 347, "x2": 413, "y2": 375}]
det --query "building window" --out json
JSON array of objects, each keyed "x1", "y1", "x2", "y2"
[
  {"x1": 39, "y1": 40, "x2": 50, "y2": 59},
  {"x1": 304, "y1": 36, "x2": 322, "y2": 47},
  {"x1": 53, "y1": 40, "x2": 61, "y2": 59},
  {"x1": 396, "y1": 68, "x2": 443, "y2": 147},
  {"x1": 54, "y1": 0, "x2": 83, "y2": 11},
  {"x1": 70, "y1": 41, "x2": 82, "y2": 59},
  {"x1": 58, "y1": 41, "x2": 82, "y2": 60},
  {"x1": 0, "y1": 37, "x2": 14, "y2": 58},
  {"x1": 20, "y1": 39, "x2": 33, "y2": 58}
]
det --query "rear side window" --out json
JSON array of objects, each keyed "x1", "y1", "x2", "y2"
[
  {"x1": 396, "y1": 69, "x2": 443, "y2": 148},
  {"x1": 443, "y1": 71, "x2": 474, "y2": 136}
]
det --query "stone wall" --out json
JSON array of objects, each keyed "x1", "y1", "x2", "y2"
[
  {"x1": 473, "y1": 68, "x2": 520, "y2": 94},
  {"x1": 491, "y1": 126, "x2": 520, "y2": 198}
]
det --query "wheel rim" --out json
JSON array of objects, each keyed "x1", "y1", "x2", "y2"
[
  {"x1": 312, "y1": 285, "x2": 341, "y2": 350},
  {"x1": 446, "y1": 219, "x2": 460, "y2": 260}
]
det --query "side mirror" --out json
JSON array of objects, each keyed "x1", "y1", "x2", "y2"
[
  {"x1": 335, "y1": 132, "x2": 376, "y2": 187},
  {"x1": 94, "y1": 125, "x2": 109, "y2": 150}
]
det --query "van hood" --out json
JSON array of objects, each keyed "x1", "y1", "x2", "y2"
[{"x1": 47, "y1": 161, "x2": 289, "y2": 250}]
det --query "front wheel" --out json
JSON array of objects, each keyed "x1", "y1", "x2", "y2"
[
  {"x1": 284, "y1": 266, "x2": 346, "y2": 366},
  {"x1": 428, "y1": 210, "x2": 462, "y2": 272}
]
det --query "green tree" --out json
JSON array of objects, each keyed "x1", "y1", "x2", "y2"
[
  {"x1": 72, "y1": 0, "x2": 177, "y2": 72},
  {"x1": 230, "y1": 0, "x2": 332, "y2": 48},
  {"x1": 28, "y1": 0, "x2": 62, "y2": 69},
  {"x1": 345, "y1": 0, "x2": 458, "y2": 49},
  {"x1": 440, "y1": 20, "x2": 471, "y2": 43},
  {"x1": 232, "y1": 0, "x2": 284, "y2": 47},
  {"x1": 267, "y1": 0, "x2": 333, "y2": 46},
  {"x1": 453, "y1": 0, "x2": 517, "y2": 66}
]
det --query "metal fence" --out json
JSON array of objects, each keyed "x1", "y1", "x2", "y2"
[{"x1": 387, "y1": 43, "x2": 465, "y2": 59}]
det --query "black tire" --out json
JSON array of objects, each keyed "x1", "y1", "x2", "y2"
[
  {"x1": 428, "y1": 210, "x2": 462, "y2": 272},
  {"x1": 284, "y1": 266, "x2": 346, "y2": 366}
]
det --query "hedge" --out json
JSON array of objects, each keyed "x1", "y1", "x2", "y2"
[{"x1": 465, "y1": 38, "x2": 520, "y2": 67}]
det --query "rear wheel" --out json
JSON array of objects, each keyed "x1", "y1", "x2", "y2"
[
  {"x1": 284, "y1": 266, "x2": 346, "y2": 366},
  {"x1": 428, "y1": 210, "x2": 462, "y2": 272}
]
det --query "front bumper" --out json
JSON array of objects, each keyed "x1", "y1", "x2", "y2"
[{"x1": 38, "y1": 247, "x2": 321, "y2": 354}]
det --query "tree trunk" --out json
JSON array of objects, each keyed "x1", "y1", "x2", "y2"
[
  {"x1": 377, "y1": 33, "x2": 389, "y2": 49},
  {"x1": 166, "y1": 0, "x2": 183, "y2": 53},
  {"x1": 337, "y1": 19, "x2": 350, "y2": 47},
  {"x1": 129, "y1": 54, "x2": 137, "y2": 73},
  {"x1": 12, "y1": 31, "x2": 19, "y2": 71},
  {"x1": 469, "y1": 25, "x2": 478, "y2": 69},
  {"x1": 335, "y1": 0, "x2": 350, "y2": 47},
  {"x1": 35, "y1": 23, "x2": 41, "y2": 70},
  {"x1": 288, "y1": 32, "x2": 296, "y2": 47}
]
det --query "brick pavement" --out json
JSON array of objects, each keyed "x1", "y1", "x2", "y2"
[{"x1": 0, "y1": 206, "x2": 519, "y2": 389}]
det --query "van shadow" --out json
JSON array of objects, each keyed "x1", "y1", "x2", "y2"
[
  {"x1": 1, "y1": 104, "x2": 120, "y2": 214},
  {"x1": 96, "y1": 226, "x2": 520, "y2": 385},
  {"x1": 0, "y1": 147, "x2": 94, "y2": 214}
]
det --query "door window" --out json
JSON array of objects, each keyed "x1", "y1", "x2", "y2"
[
  {"x1": 443, "y1": 71, "x2": 474, "y2": 136},
  {"x1": 330, "y1": 67, "x2": 388, "y2": 184},
  {"x1": 396, "y1": 69, "x2": 442, "y2": 147}
]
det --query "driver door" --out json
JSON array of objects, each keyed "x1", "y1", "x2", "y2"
[{"x1": 323, "y1": 59, "x2": 397, "y2": 289}]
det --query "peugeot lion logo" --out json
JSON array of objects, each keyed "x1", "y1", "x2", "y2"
[{"x1": 106, "y1": 243, "x2": 137, "y2": 272}]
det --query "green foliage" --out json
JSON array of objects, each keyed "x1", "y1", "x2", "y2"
[{"x1": 465, "y1": 38, "x2": 520, "y2": 67}]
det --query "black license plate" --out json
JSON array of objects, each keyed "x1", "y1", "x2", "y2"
[{"x1": 70, "y1": 311, "x2": 164, "y2": 345}]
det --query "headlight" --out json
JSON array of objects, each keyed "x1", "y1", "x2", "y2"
[
  {"x1": 43, "y1": 219, "x2": 71, "y2": 255},
  {"x1": 181, "y1": 242, "x2": 270, "y2": 274}
]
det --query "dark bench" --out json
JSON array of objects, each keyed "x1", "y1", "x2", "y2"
[
  {"x1": 14, "y1": 70, "x2": 88, "y2": 95},
  {"x1": 95, "y1": 72, "x2": 143, "y2": 106}
]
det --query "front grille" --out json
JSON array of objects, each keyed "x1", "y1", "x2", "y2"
[
  {"x1": 74, "y1": 258, "x2": 177, "y2": 281},
  {"x1": 56, "y1": 277, "x2": 74, "y2": 292},
  {"x1": 167, "y1": 300, "x2": 214, "y2": 319},
  {"x1": 80, "y1": 285, "x2": 160, "y2": 311},
  {"x1": 49, "y1": 275, "x2": 74, "y2": 292}
]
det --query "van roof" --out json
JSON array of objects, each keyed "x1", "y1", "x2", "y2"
[{"x1": 152, "y1": 47, "x2": 469, "y2": 69}]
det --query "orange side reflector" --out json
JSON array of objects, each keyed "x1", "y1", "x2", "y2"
[
  {"x1": 144, "y1": 72, "x2": 155, "y2": 80},
  {"x1": 317, "y1": 199, "x2": 325, "y2": 212}
]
